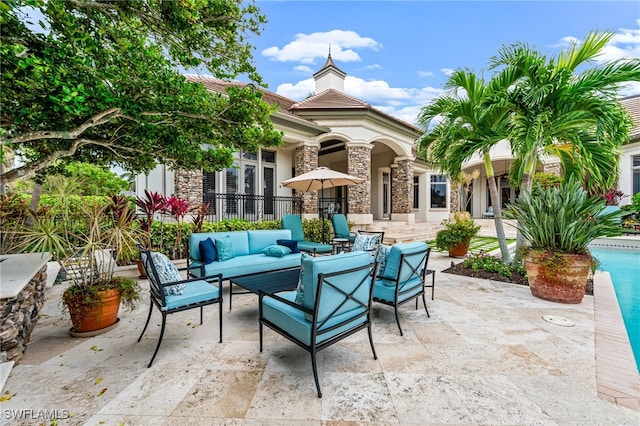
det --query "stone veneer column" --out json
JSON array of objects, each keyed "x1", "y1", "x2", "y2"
[
  {"x1": 174, "y1": 169, "x2": 203, "y2": 208},
  {"x1": 347, "y1": 143, "x2": 372, "y2": 215},
  {"x1": 391, "y1": 156, "x2": 415, "y2": 222},
  {"x1": 294, "y1": 143, "x2": 319, "y2": 214}
]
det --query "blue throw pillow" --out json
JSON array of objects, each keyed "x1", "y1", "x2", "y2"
[
  {"x1": 353, "y1": 234, "x2": 379, "y2": 252},
  {"x1": 277, "y1": 239, "x2": 300, "y2": 253},
  {"x1": 262, "y1": 245, "x2": 292, "y2": 257},
  {"x1": 215, "y1": 235, "x2": 235, "y2": 261},
  {"x1": 199, "y1": 238, "x2": 217, "y2": 264}
]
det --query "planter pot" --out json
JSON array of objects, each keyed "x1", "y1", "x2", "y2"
[
  {"x1": 524, "y1": 251, "x2": 592, "y2": 304},
  {"x1": 135, "y1": 258, "x2": 147, "y2": 279},
  {"x1": 64, "y1": 289, "x2": 121, "y2": 334},
  {"x1": 448, "y1": 242, "x2": 470, "y2": 258}
]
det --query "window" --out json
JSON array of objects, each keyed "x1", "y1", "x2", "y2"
[
  {"x1": 430, "y1": 175, "x2": 447, "y2": 208},
  {"x1": 413, "y1": 176, "x2": 419, "y2": 209},
  {"x1": 633, "y1": 155, "x2": 640, "y2": 195}
]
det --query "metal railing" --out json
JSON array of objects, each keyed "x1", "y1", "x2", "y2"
[{"x1": 203, "y1": 193, "x2": 302, "y2": 222}]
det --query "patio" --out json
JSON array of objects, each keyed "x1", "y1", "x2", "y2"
[{"x1": 2, "y1": 249, "x2": 639, "y2": 425}]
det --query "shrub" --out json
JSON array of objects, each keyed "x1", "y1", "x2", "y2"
[
  {"x1": 434, "y1": 211, "x2": 480, "y2": 252},
  {"x1": 462, "y1": 252, "x2": 526, "y2": 278}
]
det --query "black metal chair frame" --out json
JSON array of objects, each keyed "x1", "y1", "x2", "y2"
[
  {"x1": 356, "y1": 230, "x2": 385, "y2": 245},
  {"x1": 373, "y1": 248, "x2": 430, "y2": 336},
  {"x1": 259, "y1": 262, "x2": 378, "y2": 398},
  {"x1": 137, "y1": 249, "x2": 223, "y2": 367}
]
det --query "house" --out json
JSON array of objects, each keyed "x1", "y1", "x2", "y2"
[
  {"x1": 135, "y1": 57, "x2": 640, "y2": 225},
  {"x1": 135, "y1": 54, "x2": 451, "y2": 227}
]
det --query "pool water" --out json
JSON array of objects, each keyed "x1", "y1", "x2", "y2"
[{"x1": 590, "y1": 248, "x2": 640, "y2": 371}]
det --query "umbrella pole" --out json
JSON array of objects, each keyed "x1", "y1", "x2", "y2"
[{"x1": 321, "y1": 181, "x2": 326, "y2": 243}]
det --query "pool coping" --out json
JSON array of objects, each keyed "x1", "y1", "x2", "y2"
[{"x1": 593, "y1": 270, "x2": 640, "y2": 412}]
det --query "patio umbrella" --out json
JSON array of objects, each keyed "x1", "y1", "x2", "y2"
[{"x1": 282, "y1": 167, "x2": 365, "y2": 242}]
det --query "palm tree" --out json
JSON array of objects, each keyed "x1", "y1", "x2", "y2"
[
  {"x1": 490, "y1": 31, "x2": 640, "y2": 195},
  {"x1": 417, "y1": 69, "x2": 512, "y2": 263}
]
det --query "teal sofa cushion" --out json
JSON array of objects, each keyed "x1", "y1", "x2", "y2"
[{"x1": 248, "y1": 230, "x2": 294, "y2": 254}]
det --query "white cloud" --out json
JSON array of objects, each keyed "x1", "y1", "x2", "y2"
[
  {"x1": 294, "y1": 65, "x2": 313, "y2": 73},
  {"x1": 261, "y1": 29, "x2": 382, "y2": 64},
  {"x1": 441, "y1": 68, "x2": 456, "y2": 77},
  {"x1": 418, "y1": 71, "x2": 433, "y2": 78},
  {"x1": 362, "y1": 64, "x2": 382, "y2": 70}
]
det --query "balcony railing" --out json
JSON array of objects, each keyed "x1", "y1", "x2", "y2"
[{"x1": 203, "y1": 193, "x2": 302, "y2": 222}]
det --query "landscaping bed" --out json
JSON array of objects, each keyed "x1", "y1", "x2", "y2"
[{"x1": 443, "y1": 257, "x2": 594, "y2": 296}]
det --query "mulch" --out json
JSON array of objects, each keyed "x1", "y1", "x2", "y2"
[{"x1": 442, "y1": 261, "x2": 594, "y2": 296}]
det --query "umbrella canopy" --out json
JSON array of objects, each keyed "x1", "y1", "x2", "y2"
[{"x1": 281, "y1": 167, "x2": 364, "y2": 191}]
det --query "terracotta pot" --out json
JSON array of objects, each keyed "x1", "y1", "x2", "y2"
[
  {"x1": 524, "y1": 251, "x2": 592, "y2": 304},
  {"x1": 448, "y1": 242, "x2": 470, "y2": 258},
  {"x1": 135, "y1": 258, "x2": 147, "y2": 279},
  {"x1": 65, "y1": 289, "x2": 121, "y2": 333}
]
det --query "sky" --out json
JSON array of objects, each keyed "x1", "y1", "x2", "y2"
[{"x1": 238, "y1": 0, "x2": 640, "y2": 125}]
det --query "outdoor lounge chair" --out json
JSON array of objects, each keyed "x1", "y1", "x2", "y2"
[
  {"x1": 373, "y1": 242, "x2": 431, "y2": 336},
  {"x1": 331, "y1": 213, "x2": 357, "y2": 245},
  {"x1": 281, "y1": 214, "x2": 333, "y2": 255},
  {"x1": 137, "y1": 249, "x2": 223, "y2": 367},
  {"x1": 482, "y1": 206, "x2": 494, "y2": 218},
  {"x1": 259, "y1": 251, "x2": 378, "y2": 398}
]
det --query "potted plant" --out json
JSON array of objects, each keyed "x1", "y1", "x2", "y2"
[
  {"x1": 504, "y1": 178, "x2": 623, "y2": 304},
  {"x1": 18, "y1": 191, "x2": 144, "y2": 334},
  {"x1": 435, "y1": 211, "x2": 480, "y2": 257}
]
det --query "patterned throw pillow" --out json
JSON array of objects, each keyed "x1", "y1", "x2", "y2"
[
  {"x1": 294, "y1": 253, "x2": 309, "y2": 305},
  {"x1": 142, "y1": 252, "x2": 185, "y2": 296},
  {"x1": 215, "y1": 235, "x2": 235, "y2": 261},
  {"x1": 352, "y1": 234, "x2": 379, "y2": 252},
  {"x1": 262, "y1": 245, "x2": 292, "y2": 257},
  {"x1": 375, "y1": 244, "x2": 392, "y2": 277}
]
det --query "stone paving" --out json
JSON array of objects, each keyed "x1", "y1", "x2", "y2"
[{"x1": 3, "y1": 249, "x2": 639, "y2": 425}]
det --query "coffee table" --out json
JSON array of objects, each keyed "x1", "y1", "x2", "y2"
[{"x1": 228, "y1": 268, "x2": 300, "y2": 310}]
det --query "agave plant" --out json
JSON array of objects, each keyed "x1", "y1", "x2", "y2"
[{"x1": 503, "y1": 178, "x2": 624, "y2": 254}]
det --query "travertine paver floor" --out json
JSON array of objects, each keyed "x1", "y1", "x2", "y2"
[{"x1": 2, "y1": 252, "x2": 639, "y2": 425}]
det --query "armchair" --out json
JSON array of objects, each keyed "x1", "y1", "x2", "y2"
[
  {"x1": 259, "y1": 251, "x2": 378, "y2": 398},
  {"x1": 137, "y1": 249, "x2": 223, "y2": 367},
  {"x1": 373, "y1": 242, "x2": 431, "y2": 336}
]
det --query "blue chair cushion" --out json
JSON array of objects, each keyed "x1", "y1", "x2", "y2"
[
  {"x1": 373, "y1": 277, "x2": 423, "y2": 303},
  {"x1": 163, "y1": 279, "x2": 220, "y2": 310},
  {"x1": 294, "y1": 253, "x2": 310, "y2": 305},
  {"x1": 301, "y1": 251, "x2": 372, "y2": 321},
  {"x1": 277, "y1": 239, "x2": 300, "y2": 254},
  {"x1": 262, "y1": 245, "x2": 292, "y2": 257},
  {"x1": 382, "y1": 241, "x2": 428, "y2": 281},
  {"x1": 215, "y1": 235, "x2": 236, "y2": 261},
  {"x1": 262, "y1": 290, "x2": 368, "y2": 346},
  {"x1": 199, "y1": 238, "x2": 217, "y2": 264},
  {"x1": 281, "y1": 215, "x2": 306, "y2": 241}
]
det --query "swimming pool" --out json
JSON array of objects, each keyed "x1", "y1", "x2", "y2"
[{"x1": 590, "y1": 247, "x2": 640, "y2": 371}]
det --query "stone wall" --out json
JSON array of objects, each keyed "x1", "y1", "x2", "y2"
[
  {"x1": 543, "y1": 162, "x2": 563, "y2": 177},
  {"x1": 295, "y1": 144, "x2": 319, "y2": 214},
  {"x1": 174, "y1": 169, "x2": 203, "y2": 208},
  {"x1": 391, "y1": 158, "x2": 414, "y2": 214},
  {"x1": 0, "y1": 265, "x2": 47, "y2": 363},
  {"x1": 347, "y1": 145, "x2": 372, "y2": 214}
]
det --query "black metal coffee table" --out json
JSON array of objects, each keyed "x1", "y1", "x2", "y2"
[{"x1": 228, "y1": 268, "x2": 300, "y2": 310}]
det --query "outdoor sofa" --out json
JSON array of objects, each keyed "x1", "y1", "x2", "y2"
[{"x1": 188, "y1": 229, "x2": 302, "y2": 279}]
